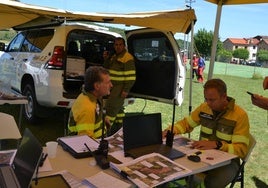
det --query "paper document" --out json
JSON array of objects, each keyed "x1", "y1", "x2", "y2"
[
  {"x1": 199, "y1": 149, "x2": 237, "y2": 165},
  {"x1": 0, "y1": 149, "x2": 16, "y2": 165},
  {"x1": 110, "y1": 153, "x2": 191, "y2": 188},
  {"x1": 82, "y1": 171, "x2": 131, "y2": 188},
  {"x1": 58, "y1": 135, "x2": 99, "y2": 153}
]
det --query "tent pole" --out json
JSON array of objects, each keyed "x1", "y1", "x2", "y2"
[
  {"x1": 208, "y1": 0, "x2": 223, "y2": 80},
  {"x1": 188, "y1": 19, "x2": 195, "y2": 138}
]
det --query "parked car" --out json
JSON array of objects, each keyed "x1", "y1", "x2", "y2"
[{"x1": 0, "y1": 22, "x2": 186, "y2": 123}]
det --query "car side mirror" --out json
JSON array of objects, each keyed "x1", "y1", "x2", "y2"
[{"x1": 0, "y1": 42, "x2": 5, "y2": 51}]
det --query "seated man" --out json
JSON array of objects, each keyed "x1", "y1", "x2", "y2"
[
  {"x1": 163, "y1": 78, "x2": 250, "y2": 188},
  {"x1": 68, "y1": 66, "x2": 113, "y2": 139}
]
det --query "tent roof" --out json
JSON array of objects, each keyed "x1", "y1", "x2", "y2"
[
  {"x1": 0, "y1": 0, "x2": 196, "y2": 34},
  {"x1": 206, "y1": 0, "x2": 268, "y2": 5}
]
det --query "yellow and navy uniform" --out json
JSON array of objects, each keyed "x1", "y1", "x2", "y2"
[
  {"x1": 104, "y1": 49, "x2": 136, "y2": 125},
  {"x1": 170, "y1": 97, "x2": 250, "y2": 159},
  {"x1": 68, "y1": 90, "x2": 105, "y2": 139}
]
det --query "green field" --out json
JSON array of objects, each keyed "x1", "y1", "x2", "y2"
[{"x1": 1, "y1": 61, "x2": 268, "y2": 187}]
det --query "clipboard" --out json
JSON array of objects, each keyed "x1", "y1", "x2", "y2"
[{"x1": 57, "y1": 135, "x2": 99, "y2": 159}]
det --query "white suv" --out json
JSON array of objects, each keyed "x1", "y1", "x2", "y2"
[{"x1": 0, "y1": 22, "x2": 186, "y2": 123}]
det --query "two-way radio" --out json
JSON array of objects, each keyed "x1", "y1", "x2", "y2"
[{"x1": 86, "y1": 101, "x2": 110, "y2": 169}]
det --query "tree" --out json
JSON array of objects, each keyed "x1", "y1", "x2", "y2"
[
  {"x1": 193, "y1": 28, "x2": 223, "y2": 58},
  {"x1": 257, "y1": 49, "x2": 268, "y2": 63},
  {"x1": 232, "y1": 48, "x2": 249, "y2": 61},
  {"x1": 217, "y1": 49, "x2": 232, "y2": 63}
]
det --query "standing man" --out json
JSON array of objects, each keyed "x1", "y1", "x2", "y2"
[
  {"x1": 191, "y1": 54, "x2": 199, "y2": 79},
  {"x1": 163, "y1": 79, "x2": 250, "y2": 188},
  {"x1": 197, "y1": 54, "x2": 205, "y2": 83},
  {"x1": 68, "y1": 66, "x2": 113, "y2": 139},
  {"x1": 103, "y1": 37, "x2": 136, "y2": 135}
]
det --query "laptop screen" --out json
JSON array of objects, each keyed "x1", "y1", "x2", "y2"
[
  {"x1": 13, "y1": 128, "x2": 43, "y2": 188},
  {"x1": 123, "y1": 113, "x2": 162, "y2": 151}
]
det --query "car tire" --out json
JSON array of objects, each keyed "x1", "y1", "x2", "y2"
[{"x1": 22, "y1": 84, "x2": 39, "y2": 124}]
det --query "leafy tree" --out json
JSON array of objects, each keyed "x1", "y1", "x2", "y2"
[
  {"x1": 194, "y1": 28, "x2": 213, "y2": 57},
  {"x1": 232, "y1": 48, "x2": 249, "y2": 60},
  {"x1": 193, "y1": 28, "x2": 223, "y2": 58},
  {"x1": 217, "y1": 49, "x2": 232, "y2": 63},
  {"x1": 257, "y1": 49, "x2": 268, "y2": 62}
]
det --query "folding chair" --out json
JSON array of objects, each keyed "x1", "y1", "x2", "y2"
[{"x1": 229, "y1": 134, "x2": 256, "y2": 188}]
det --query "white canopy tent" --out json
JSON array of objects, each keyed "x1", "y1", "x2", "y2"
[
  {"x1": 0, "y1": 0, "x2": 196, "y2": 34},
  {"x1": 205, "y1": 0, "x2": 268, "y2": 79}
]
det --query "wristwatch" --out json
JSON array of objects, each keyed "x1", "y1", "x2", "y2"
[{"x1": 216, "y1": 141, "x2": 222, "y2": 150}]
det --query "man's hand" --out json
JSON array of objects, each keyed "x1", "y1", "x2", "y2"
[
  {"x1": 162, "y1": 129, "x2": 169, "y2": 139},
  {"x1": 105, "y1": 117, "x2": 111, "y2": 130},
  {"x1": 103, "y1": 51, "x2": 110, "y2": 60},
  {"x1": 121, "y1": 91, "x2": 128, "y2": 98},
  {"x1": 251, "y1": 94, "x2": 268, "y2": 110},
  {"x1": 191, "y1": 140, "x2": 217, "y2": 150}
]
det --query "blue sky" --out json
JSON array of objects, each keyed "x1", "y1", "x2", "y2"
[{"x1": 22, "y1": 0, "x2": 268, "y2": 41}]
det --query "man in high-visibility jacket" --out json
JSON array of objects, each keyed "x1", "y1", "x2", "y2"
[
  {"x1": 68, "y1": 66, "x2": 113, "y2": 139},
  {"x1": 163, "y1": 78, "x2": 250, "y2": 188},
  {"x1": 103, "y1": 37, "x2": 136, "y2": 134}
]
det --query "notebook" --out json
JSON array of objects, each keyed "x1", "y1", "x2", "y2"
[
  {"x1": 0, "y1": 128, "x2": 43, "y2": 188},
  {"x1": 123, "y1": 113, "x2": 185, "y2": 160}
]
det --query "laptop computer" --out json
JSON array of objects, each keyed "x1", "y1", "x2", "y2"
[
  {"x1": 0, "y1": 128, "x2": 43, "y2": 188},
  {"x1": 123, "y1": 113, "x2": 185, "y2": 160}
]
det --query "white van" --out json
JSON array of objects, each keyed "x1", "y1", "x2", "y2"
[{"x1": 0, "y1": 22, "x2": 185, "y2": 123}]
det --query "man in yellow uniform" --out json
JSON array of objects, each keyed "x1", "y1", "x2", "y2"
[
  {"x1": 163, "y1": 78, "x2": 250, "y2": 188},
  {"x1": 103, "y1": 37, "x2": 136, "y2": 134},
  {"x1": 68, "y1": 66, "x2": 113, "y2": 139}
]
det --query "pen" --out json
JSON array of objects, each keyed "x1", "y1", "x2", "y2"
[
  {"x1": 120, "y1": 170, "x2": 129, "y2": 179},
  {"x1": 84, "y1": 143, "x2": 93, "y2": 155}
]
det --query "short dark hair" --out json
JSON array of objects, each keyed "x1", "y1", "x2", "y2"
[
  {"x1": 84, "y1": 66, "x2": 109, "y2": 92},
  {"x1": 203, "y1": 78, "x2": 227, "y2": 95},
  {"x1": 114, "y1": 37, "x2": 126, "y2": 46}
]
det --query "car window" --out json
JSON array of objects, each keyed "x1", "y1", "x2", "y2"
[
  {"x1": 67, "y1": 29, "x2": 116, "y2": 65},
  {"x1": 7, "y1": 32, "x2": 26, "y2": 52},
  {"x1": 130, "y1": 34, "x2": 175, "y2": 62},
  {"x1": 22, "y1": 29, "x2": 54, "y2": 53},
  {"x1": 127, "y1": 32, "x2": 177, "y2": 100}
]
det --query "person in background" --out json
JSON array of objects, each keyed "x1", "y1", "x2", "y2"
[
  {"x1": 68, "y1": 66, "x2": 113, "y2": 139},
  {"x1": 197, "y1": 54, "x2": 205, "y2": 83},
  {"x1": 251, "y1": 76, "x2": 268, "y2": 110},
  {"x1": 163, "y1": 78, "x2": 250, "y2": 188},
  {"x1": 191, "y1": 54, "x2": 199, "y2": 79},
  {"x1": 103, "y1": 37, "x2": 136, "y2": 135}
]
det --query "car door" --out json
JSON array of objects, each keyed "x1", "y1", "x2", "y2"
[
  {"x1": 0, "y1": 32, "x2": 26, "y2": 90},
  {"x1": 126, "y1": 29, "x2": 185, "y2": 106}
]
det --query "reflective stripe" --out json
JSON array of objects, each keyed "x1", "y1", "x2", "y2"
[
  {"x1": 110, "y1": 76, "x2": 136, "y2": 81},
  {"x1": 116, "y1": 113, "x2": 125, "y2": 118},
  {"x1": 106, "y1": 115, "x2": 116, "y2": 121},
  {"x1": 115, "y1": 119, "x2": 123, "y2": 123},
  {"x1": 228, "y1": 144, "x2": 235, "y2": 154},
  {"x1": 187, "y1": 116, "x2": 199, "y2": 128},
  {"x1": 216, "y1": 131, "x2": 232, "y2": 141},
  {"x1": 109, "y1": 70, "x2": 136, "y2": 75},
  {"x1": 201, "y1": 125, "x2": 213, "y2": 134},
  {"x1": 68, "y1": 121, "x2": 104, "y2": 138},
  {"x1": 232, "y1": 135, "x2": 249, "y2": 146}
]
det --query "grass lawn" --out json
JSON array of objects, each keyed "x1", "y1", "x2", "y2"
[{"x1": 1, "y1": 61, "x2": 268, "y2": 187}]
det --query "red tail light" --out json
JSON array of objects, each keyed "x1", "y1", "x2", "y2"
[{"x1": 48, "y1": 46, "x2": 64, "y2": 67}]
